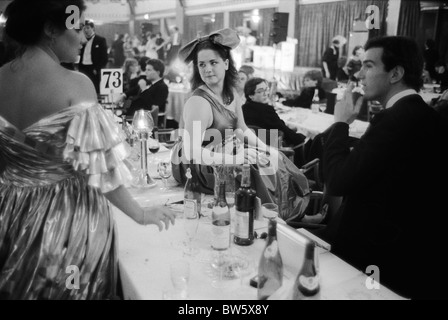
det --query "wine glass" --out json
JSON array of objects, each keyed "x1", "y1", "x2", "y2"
[
  {"x1": 148, "y1": 137, "x2": 160, "y2": 165},
  {"x1": 157, "y1": 160, "x2": 172, "y2": 191},
  {"x1": 132, "y1": 109, "x2": 157, "y2": 188},
  {"x1": 210, "y1": 251, "x2": 231, "y2": 288},
  {"x1": 319, "y1": 103, "x2": 327, "y2": 113},
  {"x1": 182, "y1": 204, "x2": 200, "y2": 257},
  {"x1": 170, "y1": 260, "x2": 190, "y2": 299}
]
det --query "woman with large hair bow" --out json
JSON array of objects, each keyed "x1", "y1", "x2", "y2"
[
  {"x1": 171, "y1": 28, "x2": 310, "y2": 222},
  {"x1": 0, "y1": 0, "x2": 175, "y2": 299}
]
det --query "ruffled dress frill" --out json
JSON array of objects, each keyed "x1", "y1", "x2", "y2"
[{"x1": 0, "y1": 103, "x2": 132, "y2": 299}]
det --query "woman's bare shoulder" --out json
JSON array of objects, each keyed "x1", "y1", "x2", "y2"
[
  {"x1": 183, "y1": 95, "x2": 213, "y2": 125},
  {"x1": 64, "y1": 70, "x2": 98, "y2": 104},
  {"x1": 184, "y1": 95, "x2": 213, "y2": 114}
]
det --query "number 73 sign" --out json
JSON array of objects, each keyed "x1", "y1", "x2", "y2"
[{"x1": 100, "y1": 69, "x2": 123, "y2": 95}]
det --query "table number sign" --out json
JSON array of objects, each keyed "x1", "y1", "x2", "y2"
[{"x1": 100, "y1": 68, "x2": 123, "y2": 96}]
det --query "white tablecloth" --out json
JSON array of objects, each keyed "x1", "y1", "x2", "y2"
[
  {"x1": 166, "y1": 85, "x2": 191, "y2": 126},
  {"x1": 277, "y1": 105, "x2": 369, "y2": 139},
  {"x1": 113, "y1": 149, "x2": 404, "y2": 300}
]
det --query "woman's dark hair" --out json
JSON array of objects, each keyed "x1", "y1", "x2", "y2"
[
  {"x1": 4, "y1": 0, "x2": 86, "y2": 46},
  {"x1": 303, "y1": 69, "x2": 323, "y2": 87},
  {"x1": 244, "y1": 77, "x2": 267, "y2": 100},
  {"x1": 190, "y1": 40, "x2": 238, "y2": 103},
  {"x1": 352, "y1": 45, "x2": 363, "y2": 56},
  {"x1": 365, "y1": 36, "x2": 423, "y2": 91},
  {"x1": 138, "y1": 56, "x2": 150, "y2": 71}
]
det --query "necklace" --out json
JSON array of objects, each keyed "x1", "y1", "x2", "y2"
[{"x1": 223, "y1": 96, "x2": 231, "y2": 106}]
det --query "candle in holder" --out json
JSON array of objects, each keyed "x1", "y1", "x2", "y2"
[{"x1": 132, "y1": 109, "x2": 157, "y2": 189}]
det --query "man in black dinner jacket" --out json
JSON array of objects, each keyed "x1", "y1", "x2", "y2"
[
  {"x1": 126, "y1": 58, "x2": 168, "y2": 118},
  {"x1": 78, "y1": 20, "x2": 108, "y2": 94},
  {"x1": 322, "y1": 36, "x2": 448, "y2": 299},
  {"x1": 242, "y1": 77, "x2": 306, "y2": 148}
]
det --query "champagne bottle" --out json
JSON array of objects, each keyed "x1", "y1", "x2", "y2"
[
  {"x1": 234, "y1": 164, "x2": 256, "y2": 246},
  {"x1": 292, "y1": 241, "x2": 320, "y2": 300},
  {"x1": 184, "y1": 162, "x2": 202, "y2": 218},
  {"x1": 211, "y1": 180, "x2": 230, "y2": 251},
  {"x1": 257, "y1": 219, "x2": 283, "y2": 300}
]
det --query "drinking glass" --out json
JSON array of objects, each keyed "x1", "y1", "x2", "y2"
[
  {"x1": 157, "y1": 160, "x2": 172, "y2": 191},
  {"x1": 319, "y1": 103, "x2": 327, "y2": 113},
  {"x1": 228, "y1": 254, "x2": 252, "y2": 287},
  {"x1": 183, "y1": 204, "x2": 200, "y2": 257},
  {"x1": 210, "y1": 251, "x2": 231, "y2": 288},
  {"x1": 261, "y1": 203, "x2": 279, "y2": 220},
  {"x1": 170, "y1": 260, "x2": 190, "y2": 299},
  {"x1": 148, "y1": 136, "x2": 160, "y2": 164}
]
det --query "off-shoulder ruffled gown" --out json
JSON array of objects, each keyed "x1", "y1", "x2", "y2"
[{"x1": 0, "y1": 103, "x2": 131, "y2": 299}]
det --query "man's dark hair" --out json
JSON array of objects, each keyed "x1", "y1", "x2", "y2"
[
  {"x1": 244, "y1": 77, "x2": 267, "y2": 100},
  {"x1": 364, "y1": 36, "x2": 423, "y2": 91},
  {"x1": 146, "y1": 58, "x2": 165, "y2": 78},
  {"x1": 84, "y1": 19, "x2": 95, "y2": 29}
]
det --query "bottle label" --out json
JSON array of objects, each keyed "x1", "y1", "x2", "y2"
[
  {"x1": 184, "y1": 199, "x2": 197, "y2": 217},
  {"x1": 299, "y1": 275, "x2": 319, "y2": 291},
  {"x1": 212, "y1": 224, "x2": 230, "y2": 250},
  {"x1": 235, "y1": 210, "x2": 249, "y2": 238},
  {"x1": 264, "y1": 241, "x2": 279, "y2": 259}
]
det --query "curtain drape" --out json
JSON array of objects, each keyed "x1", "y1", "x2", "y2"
[
  {"x1": 259, "y1": 8, "x2": 276, "y2": 46},
  {"x1": 397, "y1": 0, "x2": 421, "y2": 38},
  {"x1": 295, "y1": 0, "x2": 388, "y2": 67},
  {"x1": 229, "y1": 11, "x2": 245, "y2": 30},
  {"x1": 184, "y1": 13, "x2": 224, "y2": 43}
]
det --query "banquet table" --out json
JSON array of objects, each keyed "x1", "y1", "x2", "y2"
[
  {"x1": 112, "y1": 148, "x2": 404, "y2": 300},
  {"x1": 277, "y1": 105, "x2": 369, "y2": 139},
  {"x1": 331, "y1": 85, "x2": 442, "y2": 106},
  {"x1": 166, "y1": 84, "x2": 191, "y2": 126}
]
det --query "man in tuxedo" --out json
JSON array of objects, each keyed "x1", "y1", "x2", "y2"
[
  {"x1": 166, "y1": 26, "x2": 182, "y2": 66},
  {"x1": 242, "y1": 77, "x2": 305, "y2": 147},
  {"x1": 322, "y1": 36, "x2": 448, "y2": 299},
  {"x1": 78, "y1": 20, "x2": 108, "y2": 94},
  {"x1": 242, "y1": 77, "x2": 306, "y2": 167},
  {"x1": 126, "y1": 58, "x2": 168, "y2": 119}
]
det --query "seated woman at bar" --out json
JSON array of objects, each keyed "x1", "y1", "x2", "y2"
[
  {"x1": 0, "y1": 0, "x2": 175, "y2": 300},
  {"x1": 171, "y1": 28, "x2": 309, "y2": 222},
  {"x1": 282, "y1": 70, "x2": 326, "y2": 108}
]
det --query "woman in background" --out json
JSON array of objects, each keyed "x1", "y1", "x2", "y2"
[
  {"x1": 345, "y1": 45, "x2": 364, "y2": 82},
  {"x1": 282, "y1": 70, "x2": 326, "y2": 108},
  {"x1": 0, "y1": 0, "x2": 174, "y2": 299}
]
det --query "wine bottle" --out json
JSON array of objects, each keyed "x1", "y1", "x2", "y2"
[
  {"x1": 234, "y1": 164, "x2": 256, "y2": 246},
  {"x1": 292, "y1": 241, "x2": 320, "y2": 300},
  {"x1": 184, "y1": 162, "x2": 202, "y2": 218},
  {"x1": 311, "y1": 88, "x2": 320, "y2": 113},
  {"x1": 211, "y1": 180, "x2": 230, "y2": 251},
  {"x1": 257, "y1": 219, "x2": 283, "y2": 300}
]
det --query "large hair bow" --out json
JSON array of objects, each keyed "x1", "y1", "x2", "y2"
[{"x1": 178, "y1": 28, "x2": 240, "y2": 63}]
